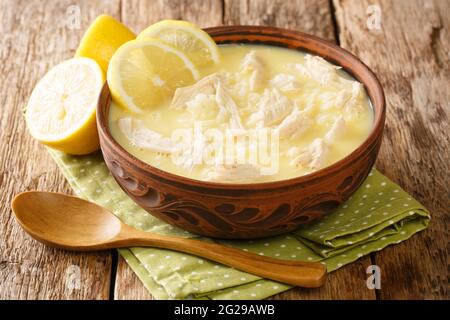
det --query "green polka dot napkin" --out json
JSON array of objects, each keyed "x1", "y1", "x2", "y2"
[{"x1": 48, "y1": 149, "x2": 430, "y2": 299}]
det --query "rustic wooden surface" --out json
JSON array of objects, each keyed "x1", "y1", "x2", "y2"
[
  {"x1": 0, "y1": 0, "x2": 118, "y2": 300},
  {"x1": 114, "y1": 255, "x2": 154, "y2": 300},
  {"x1": 0, "y1": 0, "x2": 448, "y2": 300},
  {"x1": 334, "y1": 0, "x2": 449, "y2": 299}
]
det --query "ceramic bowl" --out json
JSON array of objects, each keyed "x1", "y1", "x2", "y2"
[{"x1": 97, "y1": 26, "x2": 385, "y2": 239}]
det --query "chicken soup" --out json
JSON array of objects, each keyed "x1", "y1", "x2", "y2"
[{"x1": 109, "y1": 44, "x2": 373, "y2": 183}]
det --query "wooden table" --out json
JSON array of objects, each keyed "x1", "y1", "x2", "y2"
[{"x1": 0, "y1": 0, "x2": 448, "y2": 300}]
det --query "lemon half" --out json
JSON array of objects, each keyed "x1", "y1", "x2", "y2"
[
  {"x1": 137, "y1": 20, "x2": 220, "y2": 68},
  {"x1": 107, "y1": 38, "x2": 200, "y2": 113},
  {"x1": 26, "y1": 58, "x2": 104, "y2": 155}
]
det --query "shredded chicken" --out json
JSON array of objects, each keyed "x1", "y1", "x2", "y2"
[
  {"x1": 185, "y1": 93, "x2": 218, "y2": 120},
  {"x1": 287, "y1": 146, "x2": 300, "y2": 158},
  {"x1": 270, "y1": 73, "x2": 300, "y2": 92},
  {"x1": 118, "y1": 118, "x2": 177, "y2": 154},
  {"x1": 324, "y1": 82, "x2": 363, "y2": 121},
  {"x1": 290, "y1": 55, "x2": 341, "y2": 85},
  {"x1": 115, "y1": 48, "x2": 371, "y2": 183},
  {"x1": 241, "y1": 51, "x2": 265, "y2": 91},
  {"x1": 344, "y1": 82, "x2": 364, "y2": 112},
  {"x1": 241, "y1": 50, "x2": 263, "y2": 71},
  {"x1": 277, "y1": 108, "x2": 312, "y2": 138},
  {"x1": 289, "y1": 138, "x2": 329, "y2": 169},
  {"x1": 215, "y1": 81, "x2": 244, "y2": 130},
  {"x1": 171, "y1": 73, "x2": 244, "y2": 130},
  {"x1": 288, "y1": 55, "x2": 365, "y2": 121},
  {"x1": 298, "y1": 93, "x2": 318, "y2": 114},
  {"x1": 171, "y1": 73, "x2": 220, "y2": 109},
  {"x1": 203, "y1": 163, "x2": 261, "y2": 182},
  {"x1": 249, "y1": 70, "x2": 265, "y2": 91},
  {"x1": 286, "y1": 116, "x2": 346, "y2": 169},
  {"x1": 173, "y1": 130, "x2": 207, "y2": 170},
  {"x1": 324, "y1": 116, "x2": 346, "y2": 144},
  {"x1": 318, "y1": 92, "x2": 338, "y2": 110},
  {"x1": 247, "y1": 88, "x2": 293, "y2": 127}
]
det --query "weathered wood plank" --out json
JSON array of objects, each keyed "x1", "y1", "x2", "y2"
[
  {"x1": 7, "y1": 0, "x2": 441, "y2": 301},
  {"x1": 270, "y1": 260, "x2": 376, "y2": 299},
  {"x1": 0, "y1": 0, "x2": 120, "y2": 299},
  {"x1": 333, "y1": 0, "x2": 449, "y2": 299},
  {"x1": 114, "y1": 255, "x2": 154, "y2": 300},
  {"x1": 121, "y1": 0, "x2": 223, "y2": 33},
  {"x1": 223, "y1": 0, "x2": 336, "y2": 41}
]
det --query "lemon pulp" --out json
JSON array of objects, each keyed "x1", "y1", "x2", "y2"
[
  {"x1": 137, "y1": 20, "x2": 220, "y2": 68},
  {"x1": 107, "y1": 38, "x2": 200, "y2": 113},
  {"x1": 26, "y1": 58, "x2": 104, "y2": 155}
]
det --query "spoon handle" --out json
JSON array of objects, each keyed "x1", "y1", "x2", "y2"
[{"x1": 114, "y1": 228, "x2": 327, "y2": 288}]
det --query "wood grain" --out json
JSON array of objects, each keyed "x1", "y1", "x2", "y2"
[
  {"x1": 121, "y1": 0, "x2": 223, "y2": 33},
  {"x1": 0, "y1": 0, "x2": 120, "y2": 299},
  {"x1": 0, "y1": 0, "x2": 447, "y2": 300},
  {"x1": 223, "y1": 0, "x2": 336, "y2": 41},
  {"x1": 333, "y1": 0, "x2": 449, "y2": 299},
  {"x1": 114, "y1": 255, "x2": 154, "y2": 300},
  {"x1": 270, "y1": 260, "x2": 376, "y2": 300}
]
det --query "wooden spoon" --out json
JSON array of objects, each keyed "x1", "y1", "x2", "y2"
[{"x1": 11, "y1": 191, "x2": 327, "y2": 288}]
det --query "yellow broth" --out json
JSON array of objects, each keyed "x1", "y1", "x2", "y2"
[{"x1": 109, "y1": 44, "x2": 373, "y2": 183}]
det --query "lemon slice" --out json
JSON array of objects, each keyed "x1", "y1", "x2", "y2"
[
  {"x1": 107, "y1": 38, "x2": 200, "y2": 113},
  {"x1": 26, "y1": 58, "x2": 104, "y2": 155},
  {"x1": 137, "y1": 20, "x2": 220, "y2": 68},
  {"x1": 75, "y1": 14, "x2": 136, "y2": 74}
]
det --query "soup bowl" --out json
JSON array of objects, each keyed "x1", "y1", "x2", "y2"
[{"x1": 97, "y1": 26, "x2": 385, "y2": 239}]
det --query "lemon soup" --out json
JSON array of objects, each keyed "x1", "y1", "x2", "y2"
[{"x1": 109, "y1": 44, "x2": 373, "y2": 183}]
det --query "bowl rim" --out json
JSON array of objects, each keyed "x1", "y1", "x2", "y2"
[{"x1": 97, "y1": 25, "x2": 385, "y2": 190}]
